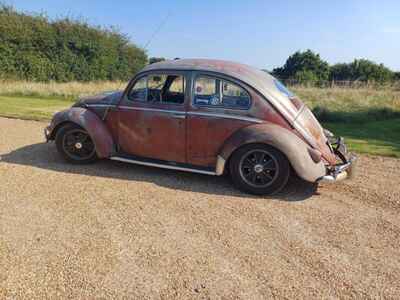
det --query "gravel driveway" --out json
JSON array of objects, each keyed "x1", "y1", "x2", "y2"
[{"x1": 0, "y1": 117, "x2": 399, "y2": 299}]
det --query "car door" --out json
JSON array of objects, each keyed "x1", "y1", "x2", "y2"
[
  {"x1": 187, "y1": 73, "x2": 255, "y2": 167},
  {"x1": 117, "y1": 72, "x2": 187, "y2": 163}
]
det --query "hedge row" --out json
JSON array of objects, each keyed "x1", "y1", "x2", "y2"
[{"x1": 0, "y1": 5, "x2": 148, "y2": 82}]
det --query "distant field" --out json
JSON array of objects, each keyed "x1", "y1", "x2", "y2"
[
  {"x1": 0, "y1": 80, "x2": 124, "y2": 100},
  {"x1": 0, "y1": 82, "x2": 399, "y2": 157},
  {"x1": 293, "y1": 86, "x2": 400, "y2": 123}
]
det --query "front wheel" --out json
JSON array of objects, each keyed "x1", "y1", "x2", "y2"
[
  {"x1": 229, "y1": 144, "x2": 290, "y2": 195},
  {"x1": 55, "y1": 123, "x2": 98, "y2": 164}
]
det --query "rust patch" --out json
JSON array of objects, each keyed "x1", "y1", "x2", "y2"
[{"x1": 48, "y1": 108, "x2": 115, "y2": 158}]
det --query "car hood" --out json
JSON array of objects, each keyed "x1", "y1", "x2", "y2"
[
  {"x1": 294, "y1": 105, "x2": 336, "y2": 164},
  {"x1": 73, "y1": 90, "x2": 123, "y2": 107}
]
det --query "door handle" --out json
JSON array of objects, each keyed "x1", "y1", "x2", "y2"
[{"x1": 171, "y1": 113, "x2": 186, "y2": 119}]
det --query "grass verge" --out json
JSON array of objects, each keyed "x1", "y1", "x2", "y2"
[
  {"x1": 0, "y1": 95, "x2": 73, "y2": 121},
  {"x1": 324, "y1": 120, "x2": 400, "y2": 158}
]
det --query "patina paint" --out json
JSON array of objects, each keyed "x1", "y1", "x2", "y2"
[
  {"x1": 48, "y1": 108, "x2": 115, "y2": 158},
  {"x1": 46, "y1": 58, "x2": 347, "y2": 182},
  {"x1": 117, "y1": 101, "x2": 187, "y2": 163}
]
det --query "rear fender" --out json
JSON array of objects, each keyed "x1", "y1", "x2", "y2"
[
  {"x1": 49, "y1": 108, "x2": 115, "y2": 158},
  {"x1": 219, "y1": 123, "x2": 326, "y2": 182}
]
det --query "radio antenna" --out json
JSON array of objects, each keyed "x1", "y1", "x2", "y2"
[{"x1": 144, "y1": 11, "x2": 172, "y2": 50}]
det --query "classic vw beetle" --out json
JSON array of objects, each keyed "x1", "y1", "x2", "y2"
[{"x1": 44, "y1": 59, "x2": 356, "y2": 195}]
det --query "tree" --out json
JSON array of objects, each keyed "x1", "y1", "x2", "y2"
[
  {"x1": 329, "y1": 63, "x2": 353, "y2": 81},
  {"x1": 272, "y1": 49, "x2": 330, "y2": 83},
  {"x1": 0, "y1": 5, "x2": 147, "y2": 81},
  {"x1": 294, "y1": 70, "x2": 319, "y2": 85},
  {"x1": 330, "y1": 59, "x2": 393, "y2": 83},
  {"x1": 351, "y1": 59, "x2": 393, "y2": 82}
]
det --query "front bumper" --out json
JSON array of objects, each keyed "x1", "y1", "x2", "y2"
[
  {"x1": 318, "y1": 135, "x2": 358, "y2": 183},
  {"x1": 319, "y1": 154, "x2": 357, "y2": 182}
]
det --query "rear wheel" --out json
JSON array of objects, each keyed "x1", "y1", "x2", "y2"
[
  {"x1": 229, "y1": 144, "x2": 290, "y2": 195},
  {"x1": 55, "y1": 123, "x2": 97, "y2": 164}
]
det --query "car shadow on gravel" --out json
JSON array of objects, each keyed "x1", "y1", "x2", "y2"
[{"x1": 1, "y1": 142, "x2": 318, "y2": 201}]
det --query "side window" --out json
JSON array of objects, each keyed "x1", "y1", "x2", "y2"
[
  {"x1": 169, "y1": 76, "x2": 185, "y2": 93},
  {"x1": 194, "y1": 77, "x2": 221, "y2": 106},
  {"x1": 128, "y1": 74, "x2": 185, "y2": 104},
  {"x1": 163, "y1": 75, "x2": 185, "y2": 104},
  {"x1": 222, "y1": 81, "x2": 251, "y2": 108},
  {"x1": 148, "y1": 74, "x2": 167, "y2": 102},
  {"x1": 194, "y1": 76, "x2": 250, "y2": 109},
  {"x1": 128, "y1": 76, "x2": 147, "y2": 102}
]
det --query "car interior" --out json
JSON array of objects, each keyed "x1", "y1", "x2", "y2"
[
  {"x1": 129, "y1": 75, "x2": 185, "y2": 104},
  {"x1": 194, "y1": 77, "x2": 250, "y2": 109}
]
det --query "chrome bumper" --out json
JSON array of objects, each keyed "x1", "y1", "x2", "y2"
[
  {"x1": 319, "y1": 154, "x2": 357, "y2": 183},
  {"x1": 318, "y1": 133, "x2": 358, "y2": 183}
]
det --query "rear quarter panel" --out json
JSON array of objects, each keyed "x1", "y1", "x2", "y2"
[{"x1": 219, "y1": 123, "x2": 326, "y2": 182}]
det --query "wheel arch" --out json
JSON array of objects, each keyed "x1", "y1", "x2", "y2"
[
  {"x1": 50, "y1": 121, "x2": 77, "y2": 140},
  {"x1": 224, "y1": 142, "x2": 286, "y2": 174},
  {"x1": 218, "y1": 123, "x2": 326, "y2": 182},
  {"x1": 49, "y1": 108, "x2": 115, "y2": 158}
]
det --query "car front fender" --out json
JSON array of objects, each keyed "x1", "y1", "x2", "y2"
[
  {"x1": 219, "y1": 123, "x2": 326, "y2": 182},
  {"x1": 47, "y1": 107, "x2": 115, "y2": 158}
]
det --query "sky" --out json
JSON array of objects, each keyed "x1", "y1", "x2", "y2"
[{"x1": 6, "y1": 0, "x2": 400, "y2": 71}]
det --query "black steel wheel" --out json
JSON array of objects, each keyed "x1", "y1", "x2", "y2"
[
  {"x1": 230, "y1": 144, "x2": 290, "y2": 195},
  {"x1": 55, "y1": 123, "x2": 97, "y2": 164}
]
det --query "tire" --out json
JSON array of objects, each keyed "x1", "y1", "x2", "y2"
[
  {"x1": 229, "y1": 144, "x2": 290, "y2": 195},
  {"x1": 55, "y1": 123, "x2": 98, "y2": 164}
]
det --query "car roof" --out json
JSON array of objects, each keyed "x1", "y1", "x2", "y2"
[{"x1": 142, "y1": 58, "x2": 276, "y2": 90}]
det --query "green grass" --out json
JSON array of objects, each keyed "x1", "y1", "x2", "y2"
[
  {"x1": 323, "y1": 120, "x2": 400, "y2": 158},
  {"x1": 0, "y1": 95, "x2": 72, "y2": 121}
]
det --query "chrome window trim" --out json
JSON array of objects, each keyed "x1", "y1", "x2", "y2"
[
  {"x1": 85, "y1": 104, "x2": 116, "y2": 108},
  {"x1": 118, "y1": 106, "x2": 185, "y2": 115},
  {"x1": 187, "y1": 111, "x2": 263, "y2": 124},
  {"x1": 127, "y1": 75, "x2": 148, "y2": 103}
]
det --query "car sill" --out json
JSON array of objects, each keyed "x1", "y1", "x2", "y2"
[{"x1": 110, "y1": 156, "x2": 220, "y2": 176}]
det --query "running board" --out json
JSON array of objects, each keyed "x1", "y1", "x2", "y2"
[{"x1": 110, "y1": 156, "x2": 219, "y2": 176}]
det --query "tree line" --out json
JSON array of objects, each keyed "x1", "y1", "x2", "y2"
[
  {"x1": 271, "y1": 49, "x2": 399, "y2": 85},
  {"x1": 1, "y1": 5, "x2": 397, "y2": 84},
  {"x1": 0, "y1": 4, "x2": 147, "y2": 82}
]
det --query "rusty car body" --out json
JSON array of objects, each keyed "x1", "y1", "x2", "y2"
[{"x1": 44, "y1": 59, "x2": 357, "y2": 195}]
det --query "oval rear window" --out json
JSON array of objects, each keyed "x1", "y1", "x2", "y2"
[{"x1": 274, "y1": 80, "x2": 295, "y2": 98}]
